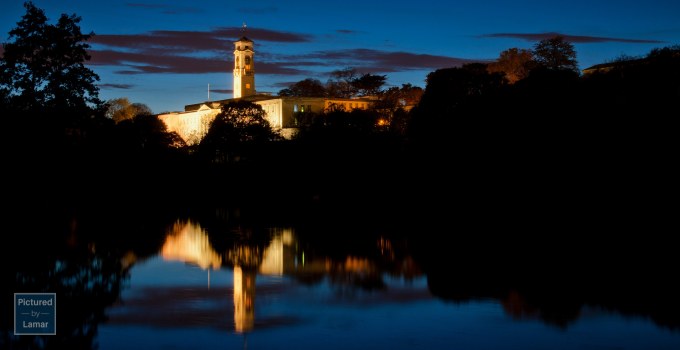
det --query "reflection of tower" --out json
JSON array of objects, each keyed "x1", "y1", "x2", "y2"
[
  {"x1": 228, "y1": 228, "x2": 296, "y2": 334},
  {"x1": 233, "y1": 266, "x2": 255, "y2": 333},
  {"x1": 233, "y1": 24, "x2": 255, "y2": 99}
]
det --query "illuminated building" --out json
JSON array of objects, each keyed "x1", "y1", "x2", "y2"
[
  {"x1": 157, "y1": 33, "x2": 373, "y2": 142},
  {"x1": 233, "y1": 36, "x2": 255, "y2": 99}
]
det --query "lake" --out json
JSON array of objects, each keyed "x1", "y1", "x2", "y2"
[{"x1": 3, "y1": 205, "x2": 679, "y2": 349}]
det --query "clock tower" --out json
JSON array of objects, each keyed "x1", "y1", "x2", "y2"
[{"x1": 233, "y1": 29, "x2": 255, "y2": 99}]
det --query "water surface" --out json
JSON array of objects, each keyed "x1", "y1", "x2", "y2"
[{"x1": 4, "y1": 211, "x2": 679, "y2": 350}]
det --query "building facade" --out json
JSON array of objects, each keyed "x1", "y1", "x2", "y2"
[
  {"x1": 158, "y1": 35, "x2": 373, "y2": 143},
  {"x1": 233, "y1": 36, "x2": 255, "y2": 99}
]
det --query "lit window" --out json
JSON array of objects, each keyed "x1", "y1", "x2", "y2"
[{"x1": 246, "y1": 83, "x2": 251, "y2": 89}]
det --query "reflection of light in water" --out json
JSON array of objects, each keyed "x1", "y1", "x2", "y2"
[
  {"x1": 343, "y1": 256, "x2": 373, "y2": 273},
  {"x1": 160, "y1": 219, "x2": 222, "y2": 270},
  {"x1": 227, "y1": 228, "x2": 422, "y2": 334},
  {"x1": 227, "y1": 228, "x2": 296, "y2": 275},
  {"x1": 120, "y1": 251, "x2": 137, "y2": 270},
  {"x1": 259, "y1": 228, "x2": 294, "y2": 275},
  {"x1": 230, "y1": 228, "x2": 294, "y2": 334},
  {"x1": 233, "y1": 266, "x2": 255, "y2": 333},
  {"x1": 228, "y1": 245, "x2": 261, "y2": 267}
]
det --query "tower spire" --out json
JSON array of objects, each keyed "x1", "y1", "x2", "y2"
[{"x1": 233, "y1": 28, "x2": 255, "y2": 98}]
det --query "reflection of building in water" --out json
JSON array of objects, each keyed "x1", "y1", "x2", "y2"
[
  {"x1": 233, "y1": 266, "x2": 255, "y2": 333},
  {"x1": 160, "y1": 219, "x2": 222, "y2": 269},
  {"x1": 226, "y1": 228, "x2": 297, "y2": 273},
  {"x1": 259, "y1": 228, "x2": 296, "y2": 275},
  {"x1": 157, "y1": 223, "x2": 421, "y2": 333},
  {"x1": 228, "y1": 229, "x2": 418, "y2": 281},
  {"x1": 229, "y1": 228, "x2": 295, "y2": 333}
]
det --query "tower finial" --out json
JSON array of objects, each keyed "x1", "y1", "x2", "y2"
[{"x1": 241, "y1": 22, "x2": 247, "y2": 32}]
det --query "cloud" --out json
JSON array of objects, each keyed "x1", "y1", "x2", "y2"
[
  {"x1": 272, "y1": 81, "x2": 299, "y2": 89},
  {"x1": 352, "y1": 49, "x2": 483, "y2": 70},
  {"x1": 98, "y1": 83, "x2": 135, "y2": 89},
  {"x1": 87, "y1": 27, "x2": 313, "y2": 75},
  {"x1": 215, "y1": 27, "x2": 312, "y2": 43},
  {"x1": 125, "y1": 3, "x2": 202, "y2": 14},
  {"x1": 286, "y1": 48, "x2": 480, "y2": 72},
  {"x1": 89, "y1": 48, "x2": 307, "y2": 75},
  {"x1": 89, "y1": 49, "x2": 225, "y2": 74},
  {"x1": 237, "y1": 6, "x2": 279, "y2": 14},
  {"x1": 91, "y1": 32, "x2": 228, "y2": 54},
  {"x1": 336, "y1": 29, "x2": 361, "y2": 35},
  {"x1": 125, "y1": 3, "x2": 167, "y2": 9},
  {"x1": 209, "y1": 89, "x2": 232, "y2": 94},
  {"x1": 91, "y1": 28, "x2": 311, "y2": 54},
  {"x1": 86, "y1": 27, "x2": 472, "y2": 78},
  {"x1": 482, "y1": 32, "x2": 664, "y2": 44}
]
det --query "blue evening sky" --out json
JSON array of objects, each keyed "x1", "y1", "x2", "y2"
[{"x1": 1, "y1": 0, "x2": 678, "y2": 113}]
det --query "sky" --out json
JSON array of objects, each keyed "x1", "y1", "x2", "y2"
[{"x1": 1, "y1": 0, "x2": 679, "y2": 114}]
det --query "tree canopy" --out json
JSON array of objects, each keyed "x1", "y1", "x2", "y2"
[
  {"x1": 532, "y1": 36, "x2": 579, "y2": 73},
  {"x1": 105, "y1": 97, "x2": 153, "y2": 123},
  {"x1": 0, "y1": 1, "x2": 101, "y2": 114},
  {"x1": 487, "y1": 48, "x2": 535, "y2": 84},
  {"x1": 278, "y1": 69, "x2": 387, "y2": 98},
  {"x1": 353, "y1": 73, "x2": 387, "y2": 96},
  {"x1": 326, "y1": 67, "x2": 359, "y2": 98},
  {"x1": 114, "y1": 113, "x2": 186, "y2": 155},
  {"x1": 198, "y1": 100, "x2": 282, "y2": 162},
  {"x1": 278, "y1": 78, "x2": 326, "y2": 97}
]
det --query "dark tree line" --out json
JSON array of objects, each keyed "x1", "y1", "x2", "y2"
[
  {"x1": 407, "y1": 40, "x2": 679, "y2": 240},
  {"x1": 2, "y1": 2, "x2": 678, "y2": 215},
  {"x1": 278, "y1": 68, "x2": 387, "y2": 98}
]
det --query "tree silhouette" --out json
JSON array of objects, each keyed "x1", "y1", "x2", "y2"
[
  {"x1": 409, "y1": 63, "x2": 505, "y2": 144},
  {"x1": 371, "y1": 84, "x2": 423, "y2": 134},
  {"x1": 198, "y1": 100, "x2": 281, "y2": 163},
  {"x1": 105, "y1": 97, "x2": 153, "y2": 123},
  {"x1": 532, "y1": 36, "x2": 579, "y2": 73},
  {"x1": 0, "y1": 1, "x2": 101, "y2": 114},
  {"x1": 278, "y1": 78, "x2": 327, "y2": 97},
  {"x1": 353, "y1": 73, "x2": 387, "y2": 96},
  {"x1": 114, "y1": 113, "x2": 186, "y2": 155},
  {"x1": 327, "y1": 67, "x2": 359, "y2": 98},
  {"x1": 487, "y1": 47, "x2": 536, "y2": 84}
]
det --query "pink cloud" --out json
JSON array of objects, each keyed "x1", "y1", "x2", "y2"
[
  {"x1": 482, "y1": 32, "x2": 663, "y2": 44},
  {"x1": 86, "y1": 27, "x2": 474, "y2": 78}
]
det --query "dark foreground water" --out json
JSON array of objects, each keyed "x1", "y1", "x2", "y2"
[{"x1": 2, "y1": 206, "x2": 679, "y2": 350}]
